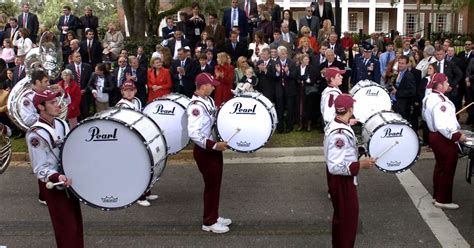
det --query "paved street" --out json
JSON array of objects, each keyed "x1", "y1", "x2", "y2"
[{"x1": 0, "y1": 157, "x2": 472, "y2": 247}]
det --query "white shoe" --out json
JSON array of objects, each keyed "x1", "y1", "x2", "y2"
[
  {"x1": 327, "y1": 193, "x2": 331, "y2": 199},
  {"x1": 217, "y1": 217, "x2": 232, "y2": 226},
  {"x1": 434, "y1": 201, "x2": 459, "y2": 210},
  {"x1": 146, "y1": 195, "x2": 159, "y2": 201},
  {"x1": 202, "y1": 223, "x2": 230, "y2": 234},
  {"x1": 137, "y1": 200, "x2": 151, "y2": 207},
  {"x1": 38, "y1": 199, "x2": 47, "y2": 206},
  {"x1": 231, "y1": 89, "x2": 239, "y2": 96}
]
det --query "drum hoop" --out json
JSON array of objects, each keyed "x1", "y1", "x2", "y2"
[
  {"x1": 365, "y1": 121, "x2": 420, "y2": 173},
  {"x1": 216, "y1": 97, "x2": 276, "y2": 153},
  {"x1": 352, "y1": 83, "x2": 390, "y2": 96},
  {"x1": 61, "y1": 107, "x2": 168, "y2": 211},
  {"x1": 148, "y1": 93, "x2": 190, "y2": 110}
]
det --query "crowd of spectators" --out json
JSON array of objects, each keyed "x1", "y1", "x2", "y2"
[{"x1": 0, "y1": 1, "x2": 472, "y2": 136}]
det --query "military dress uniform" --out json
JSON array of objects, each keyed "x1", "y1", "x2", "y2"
[
  {"x1": 422, "y1": 88, "x2": 462, "y2": 205},
  {"x1": 187, "y1": 92, "x2": 224, "y2": 226},
  {"x1": 320, "y1": 86, "x2": 342, "y2": 125},
  {"x1": 324, "y1": 116, "x2": 361, "y2": 248},
  {"x1": 27, "y1": 115, "x2": 83, "y2": 248},
  {"x1": 351, "y1": 55, "x2": 381, "y2": 85}
]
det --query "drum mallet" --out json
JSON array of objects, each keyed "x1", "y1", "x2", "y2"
[
  {"x1": 456, "y1": 102, "x2": 474, "y2": 115},
  {"x1": 46, "y1": 181, "x2": 65, "y2": 189},
  {"x1": 376, "y1": 141, "x2": 400, "y2": 160},
  {"x1": 227, "y1": 127, "x2": 241, "y2": 142}
]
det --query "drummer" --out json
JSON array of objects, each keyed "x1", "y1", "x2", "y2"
[
  {"x1": 323, "y1": 94, "x2": 375, "y2": 247},
  {"x1": 115, "y1": 80, "x2": 159, "y2": 207},
  {"x1": 320, "y1": 67, "x2": 345, "y2": 125},
  {"x1": 26, "y1": 89, "x2": 84, "y2": 247},
  {"x1": 422, "y1": 73, "x2": 467, "y2": 210},
  {"x1": 187, "y1": 72, "x2": 231, "y2": 234}
]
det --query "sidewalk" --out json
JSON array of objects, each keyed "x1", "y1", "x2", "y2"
[{"x1": 11, "y1": 146, "x2": 435, "y2": 164}]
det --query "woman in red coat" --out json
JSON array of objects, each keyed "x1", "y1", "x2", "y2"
[
  {"x1": 58, "y1": 69, "x2": 81, "y2": 128},
  {"x1": 147, "y1": 57, "x2": 172, "y2": 102},
  {"x1": 213, "y1": 52, "x2": 234, "y2": 107}
]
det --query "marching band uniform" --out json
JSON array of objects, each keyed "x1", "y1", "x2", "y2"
[
  {"x1": 20, "y1": 88, "x2": 71, "y2": 127},
  {"x1": 320, "y1": 86, "x2": 342, "y2": 125},
  {"x1": 115, "y1": 97, "x2": 142, "y2": 110},
  {"x1": 187, "y1": 73, "x2": 231, "y2": 233},
  {"x1": 323, "y1": 94, "x2": 362, "y2": 248},
  {"x1": 422, "y1": 73, "x2": 463, "y2": 209},
  {"x1": 26, "y1": 90, "x2": 83, "y2": 248}
]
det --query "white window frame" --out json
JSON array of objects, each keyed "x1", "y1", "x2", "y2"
[{"x1": 348, "y1": 12, "x2": 363, "y2": 32}]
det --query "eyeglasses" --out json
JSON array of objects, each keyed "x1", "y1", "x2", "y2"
[
  {"x1": 466, "y1": 43, "x2": 472, "y2": 46},
  {"x1": 118, "y1": 60, "x2": 126, "y2": 63}
]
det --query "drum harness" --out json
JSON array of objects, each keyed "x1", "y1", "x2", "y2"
[{"x1": 27, "y1": 118, "x2": 70, "y2": 196}]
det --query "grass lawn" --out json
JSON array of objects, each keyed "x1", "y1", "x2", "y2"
[{"x1": 11, "y1": 129, "x2": 326, "y2": 153}]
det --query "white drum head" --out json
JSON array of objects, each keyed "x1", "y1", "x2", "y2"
[
  {"x1": 143, "y1": 95, "x2": 190, "y2": 155},
  {"x1": 62, "y1": 119, "x2": 152, "y2": 210},
  {"x1": 217, "y1": 95, "x2": 275, "y2": 152},
  {"x1": 366, "y1": 123, "x2": 419, "y2": 173},
  {"x1": 352, "y1": 85, "x2": 392, "y2": 123}
]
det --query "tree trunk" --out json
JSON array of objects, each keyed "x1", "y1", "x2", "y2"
[
  {"x1": 122, "y1": 0, "x2": 135, "y2": 36},
  {"x1": 147, "y1": 0, "x2": 160, "y2": 37},
  {"x1": 132, "y1": 0, "x2": 147, "y2": 38},
  {"x1": 416, "y1": 0, "x2": 421, "y2": 33}
]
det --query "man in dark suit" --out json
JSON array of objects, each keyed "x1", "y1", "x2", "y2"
[
  {"x1": 204, "y1": 13, "x2": 226, "y2": 52},
  {"x1": 365, "y1": 33, "x2": 384, "y2": 54},
  {"x1": 162, "y1": 17, "x2": 176, "y2": 40},
  {"x1": 79, "y1": 30, "x2": 102, "y2": 68},
  {"x1": 411, "y1": 33, "x2": 425, "y2": 52},
  {"x1": 110, "y1": 56, "x2": 130, "y2": 106},
  {"x1": 223, "y1": 31, "x2": 248, "y2": 65},
  {"x1": 311, "y1": 0, "x2": 334, "y2": 28},
  {"x1": 12, "y1": 56, "x2": 26, "y2": 87},
  {"x1": 17, "y1": 3, "x2": 39, "y2": 44},
  {"x1": 274, "y1": 46, "x2": 297, "y2": 133},
  {"x1": 270, "y1": 29, "x2": 293, "y2": 58},
  {"x1": 392, "y1": 56, "x2": 416, "y2": 120},
  {"x1": 3, "y1": 18, "x2": 19, "y2": 44},
  {"x1": 136, "y1": 46, "x2": 148, "y2": 69},
  {"x1": 222, "y1": 0, "x2": 248, "y2": 38},
  {"x1": 320, "y1": 48, "x2": 346, "y2": 91},
  {"x1": 66, "y1": 52, "x2": 93, "y2": 120},
  {"x1": 255, "y1": 48, "x2": 276, "y2": 102},
  {"x1": 299, "y1": 6, "x2": 320, "y2": 37},
  {"x1": 124, "y1": 56, "x2": 148, "y2": 105},
  {"x1": 79, "y1": 6, "x2": 99, "y2": 40},
  {"x1": 433, "y1": 48, "x2": 463, "y2": 110},
  {"x1": 57, "y1": 6, "x2": 80, "y2": 42},
  {"x1": 328, "y1": 32, "x2": 346, "y2": 62},
  {"x1": 280, "y1": 22, "x2": 297, "y2": 50},
  {"x1": 351, "y1": 43, "x2": 381, "y2": 84},
  {"x1": 238, "y1": 0, "x2": 258, "y2": 18},
  {"x1": 170, "y1": 48, "x2": 197, "y2": 98},
  {"x1": 166, "y1": 30, "x2": 190, "y2": 60}
]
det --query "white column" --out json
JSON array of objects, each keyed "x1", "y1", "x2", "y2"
[
  {"x1": 341, "y1": 0, "x2": 349, "y2": 32},
  {"x1": 396, "y1": 0, "x2": 404, "y2": 35},
  {"x1": 368, "y1": 0, "x2": 376, "y2": 34},
  {"x1": 283, "y1": 0, "x2": 290, "y2": 10}
]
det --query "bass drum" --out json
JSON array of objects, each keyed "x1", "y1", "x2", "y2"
[
  {"x1": 350, "y1": 80, "x2": 392, "y2": 123},
  {"x1": 362, "y1": 111, "x2": 420, "y2": 173},
  {"x1": 61, "y1": 108, "x2": 167, "y2": 210},
  {"x1": 216, "y1": 92, "x2": 277, "y2": 153},
  {"x1": 143, "y1": 93, "x2": 190, "y2": 155}
]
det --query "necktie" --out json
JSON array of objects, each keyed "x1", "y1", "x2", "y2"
[
  {"x1": 363, "y1": 59, "x2": 367, "y2": 65},
  {"x1": 87, "y1": 41, "x2": 92, "y2": 62},
  {"x1": 132, "y1": 69, "x2": 136, "y2": 76},
  {"x1": 232, "y1": 9, "x2": 237, "y2": 23},
  {"x1": 232, "y1": 43, "x2": 236, "y2": 50},
  {"x1": 18, "y1": 66, "x2": 23, "y2": 78},
  {"x1": 64, "y1": 16, "x2": 68, "y2": 25},
  {"x1": 118, "y1": 68, "x2": 123, "y2": 87},
  {"x1": 76, "y1": 65, "x2": 81, "y2": 80},
  {"x1": 181, "y1": 60, "x2": 185, "y2": 67},
  {"x1": 23, "y1": 14, "x2": 27, "y2": 28},
  {"x1": 466, "y1": 53, "x2": 469, "y2": 59},
  {"x1": 437, "y1": 61, "x2": 441, "y2": 69},
  {"x1": 245, "y1": 0, "x2": 249, "y2": 17}
]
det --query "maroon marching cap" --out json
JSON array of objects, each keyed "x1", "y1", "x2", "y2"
[
  {"x1": 324, "y1": 67, "x2": 346, "y2": 81},
  {"x1": 33, "y1": 90, "x2": 61, "y2": 107},
  {"x1": 195, "y1": 72, "x2": 221, "y2": 86},
  {"x1": 427, "y1": 73, "x2": 448, "y2": 89},
  {"x1": 334, "y1": 94, "x2": 356, "y2": 112},
  {"x1": 121, "y1": 80, "x2": 137, "y2": 90}
]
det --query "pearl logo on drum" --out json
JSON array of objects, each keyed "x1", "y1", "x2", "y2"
[
  {"x1": 153, "y1": 104, "x2": 176, "y2": 115},
  {"x1": 381, "y1": 127, "x2": 403, "y2": 138},
  {"x1": 387, "y1": 161, "x2": 401, "y2": 167},
  {"x1": 365, "y1": 89, "x2": 379, "y2": 96},
  {"x1": 236, "y1": 141, "x2": 251, "y2": 147},
  {"x1": 230, "y1": 102, "x2": 257, "y2": 115},
  {"x1": 85, "y1": 127, "x2": 118, "y2": 142},
  {"x1": 101, "y1": 196, "x2": 118, "y2": 203}
]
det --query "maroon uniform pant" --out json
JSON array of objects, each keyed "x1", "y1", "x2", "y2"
[
  {"x1": 193, "y1": 144, "x2": 224, "y2": 226},
  {"x1": 429, "y1": 132, "x2": 459, "y2": 203},
  {"x1": 38, "y1": 181, "x2": 84, "y2": 248},
  {"x1": 329, "y1": 175, "x2": 359, "y2": 248}
]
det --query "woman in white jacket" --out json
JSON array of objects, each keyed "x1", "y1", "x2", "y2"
[{"x1": 13, "y1": 28, "x2": 33, "y2": 56}]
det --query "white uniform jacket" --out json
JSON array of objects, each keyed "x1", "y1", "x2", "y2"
[
  {"x1": 320, "y1": 86, "x2": 342, "y2": 125},
  {"x1": 187, "y1": 94, "x2": 218, "y2": 150},
  {"x1": 324, "y1": 118, "x2": 360, "y2": 185},
  {"x1": 116, "y1": 97, "x2": 142, "y2": 111},
  {"x1": 26, "y1": 118, "x2": 70, "y2": 183},
  {"x1": 422, "y1": 89, "x2": 461, "y2": 141}
]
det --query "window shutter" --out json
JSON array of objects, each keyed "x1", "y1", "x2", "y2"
[
  {"x1": 382, "y1": 13, "x2": 389, "y2": 33},
  {"x1": 357, "y1": 12, "x2": 364, "y2": 31}
]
